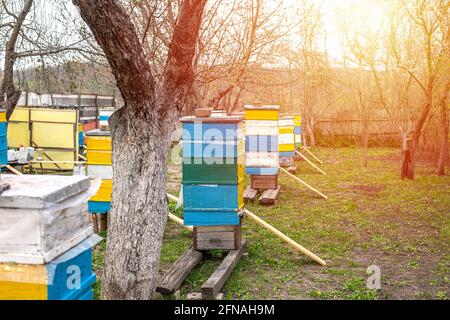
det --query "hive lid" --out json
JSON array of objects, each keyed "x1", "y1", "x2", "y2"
[
  {"x1": 180, "y1": 116, "x2": 243, "y2": 123},
  {"x1": 244, "y1": 105, "x2": 280, "y2": 111},
  {"x1": 0, "y1": 175, "x2": 91, "y2": 209},
  {"x1": 85, "y1": 129, "x2": 111, "y2": 136}
]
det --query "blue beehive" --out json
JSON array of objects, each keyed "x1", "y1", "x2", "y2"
[
  {"x1": 0, "y1": 109, "x2": 7, "y2": 165},
  {"x1": 181, "y1": 116, "x2": 244, "y2": 227},
  {"x1": 0, "y1": 235, "x2": 101, "y2": 300}
]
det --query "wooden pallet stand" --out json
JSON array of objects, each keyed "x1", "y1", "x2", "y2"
[
  {"x1": 156, "y1": 232, "x2": 246, "y2": 300},
  {"x1": 259, "y1": 186, "x2": 281, "y2": 206},
  {"x1": 194, "y1": 226, "x2": 241, "y2": 251},
  {"x1": 201, "y1": 240, "x2": 247, "y2": 299}
]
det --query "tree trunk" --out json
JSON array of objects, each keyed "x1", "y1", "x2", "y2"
[
  {"x1": 401, "y1": 135, "x2": 414, "y2": 180},
  {"x1": 438, "y1": 84, "x2": 449, "y2": 176},
  {"x1": 103, "y1": 108, "x2": 174, "y2": 299},
  {"x1": 74, "y1": 0, "x2": 206, "y2": 299}
]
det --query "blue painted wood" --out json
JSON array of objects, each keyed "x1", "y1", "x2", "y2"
[
  {"x1": 182, "y1": 141, "x2": 241, "y2": 158},
  {"x1": 245, "y1": 135, "x2": 278, "y2": 152},
  {"x1": 294, "y1": 126, "x2": 301, "y2": 134},
  {"x1": 98, "y1": 115, "x2": 110, "y2": 121},
  {"x1": 0, "y1": 122, "x2": 6, "y2": 134},
  {"x1": 75, "y1": 288, "x2": 94, "y2": 300},
  {"x1": 0, "y1": 135, "x2": 6, "y2": 149},
  {"x1": 78, "y1": 131, "x2": 84, "y2": 147},
  {"x1": 88, "y1": 201, "x2": 110, "y2": 213},
  {"x1": 183, "y1": 183, "x2": 242, "y2": 211},
  {"x1": 279, "y1": 151, "x2": 295, "y2": 157},
  {"x1": 182, "y1": 122, "x2": 241, "y2": 141},
  {"x1": 184, "y1": 211, "x2": 240, "y2": 226},
  {"x1": 0, "y1": 149, "x2": 7, "y2": 165},
  {"x1": 46, "y1": 236, "x2": 98, "y2": 300},
  {"x1": 245, "y1": 167, "x2": 279, "y2": 175}
]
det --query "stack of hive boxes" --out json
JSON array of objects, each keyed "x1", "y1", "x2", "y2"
[
  {"x1": 0, "y1": 175, "x2": 101, "y2": 300},
  {"x1": 294, "y1": 114, "x2": 302, "y2": 148},
  {"x1": 181, "y1": 116, "x2": 244, "y2": 250},
  {"x1": 85, "y1": 129, "x2": 112, "y2": 214},
  {"x1": 0, "y1": 109, "x2": 7, "y2": 165},
  {"x1": 278, "y1": 115, "x2": 295, "y2": 167},
  {"x1": 244, "y1": 105, "x2": 280, "y2": 189}
]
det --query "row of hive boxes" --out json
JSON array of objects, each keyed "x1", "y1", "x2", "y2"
[
  {"x1": 181, "y1": 117, "x2": 243, "y2": 226},
  {"x1": 85, "y1": 130, "x2": 112, "y2": 212},
  {"x1": 0, "y1": 109, "x2": 7, "y2": 164}
]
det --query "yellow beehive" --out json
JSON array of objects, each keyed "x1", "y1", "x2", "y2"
[
  {"x1": 90, "y1": 179, "x2": 113, "y2": 202},
  {"x1": 86, "y1": 135, "x2": 112, "y2": 151}
]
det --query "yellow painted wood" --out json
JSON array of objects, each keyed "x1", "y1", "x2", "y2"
[
  {"x1": 90, "y1": 179, "x2": 113, "y2": 202},
  {"x1": 0, "y1": 112, "x2": 6, "y2": 122},
  {"x1": 279, "y1": 127, "x2": 294, "y2": 134},
  {"x1": 244, "y1": 109, "x2": 279, "y2": 121},
  {"x1": 30, "y1": 109, "x2": 77, "y2": 123},
  {"x1": 86, "y1": 136, "x2": 112, "y2": 151},
  {"x1": 32, "y1": 123, "x2": 75, "y2": 148},
  {"x1": 9, "y1": 107, "x2": 30, "y2": 122},
  {"x1": 30, "y1": 151, "x2": 77, "y2": 170},
  {"x1": 238, "y1": 179, "x2": 244, "y2": 209},
  {"x1": 7, "y1": 123, "x2": 30, "y2": 148},
  {"x1": 0, "y1": 263, "x2": 48, "y2": 300},
  {"x1": 279, "y1": 144, "x2": 295, "y2": 152},
  {"x1": 294, "y1": 115, "x2": 301, "y2": 125},
  {"x1": 87, "y1": 150, "x2": 112, "y2": 165}
]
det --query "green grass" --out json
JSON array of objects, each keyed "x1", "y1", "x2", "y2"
[{"x1": 94, "y1": 147, "x2": 450, "y2": 300}]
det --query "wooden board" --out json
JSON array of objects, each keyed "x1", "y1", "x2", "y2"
[
  {"x1": 259, "y1": 186, "x2": 281, "y2": 206},
  {"x1": 243, "y1": 186, "x2": 258, "y2": 202},
  {"x1": 201, "y1": 240, "x2": 247, "y2": 299},
  {"x1": 156, "y1": 246, "x2": 203, "y2": 294},
  {"x1": 194, "y1": 226, "x2": 241, "y2": 250},
  {"x1": 90, "y1": 179, "x2": 112, "y2": 202},
  {"x1": 0, "y1": 175, "x2": 90, "y2": 209},
  {"x1": 287, "y1": 166, "x2": 298, "y2": 174},
  {"x1": 250, "y1": 174, "x2": 278, "y2": 190}
]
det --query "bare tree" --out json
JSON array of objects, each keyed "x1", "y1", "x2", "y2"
[{"x1": 73, "y1": 0, "x2": 206, "y2": 299}]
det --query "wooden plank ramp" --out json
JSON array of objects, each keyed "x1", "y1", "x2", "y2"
[
  {"x1": 243, "y1": 186, "x2": 258, "y2": 202},
  {"x1": 201, "y1": 240, "x2": 247, "y2": 299},
  {"x1": 156, "y1": 246, "x2": 203, "y2": 294},
  {"x1": 259, "y1": 186, "x2": 281, "y2": 206}
]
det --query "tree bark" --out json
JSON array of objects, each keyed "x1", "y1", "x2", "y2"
[
  {"x1": 73, "y1": 0, "x2": 206, "y2": 299},
  {"x1": 1, "y1": 0, "x2": 33, "y2": 120},
  {"x1": 438, "y1": 82, "x2": 449, "y2": 176}
]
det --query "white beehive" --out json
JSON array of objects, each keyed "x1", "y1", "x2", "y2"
[{"x1": 0, "y1": 175, "x2": 94, "y2": 264}]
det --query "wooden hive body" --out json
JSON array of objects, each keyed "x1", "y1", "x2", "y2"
[
  {"x1": 0, "y1": 234, "x2": 101, "y2": 300},
  {"x1": 0, "y1": 175, "x2": 93, "y2": 264},
  {"x1": 0, "y1": 109, "x2": 7, "y2": 165},
  {"x1": 181, "y1": 116, "x2": 244, "y2": 231},
  {"x1": 244, "y1": 105, "x2": 280, "y2": 189},
  {"x1": 85, "y1": 129, "x2": 112, "y2": 214}
]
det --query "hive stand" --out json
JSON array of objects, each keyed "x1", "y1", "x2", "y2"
[
  {"x1": 244, "y1": 185, "x2": 281, "y2": 206},
  {"x1": 156, "y1": 237, "x2": 247, "y2": 300}
]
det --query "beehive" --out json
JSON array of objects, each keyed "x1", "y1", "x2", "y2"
[
  {"x1": 278, "y1": 116, "x2": 295, "y2": 167},
  {"x1": 0, "y1": 175, "x2": 93, "y2": 265},
  {"x1": 0, "y1": 109, "x2": 7, "y2": 165},
  {"x1": 244, "y1": 105, "x2": 280, "y2": 189},
  {"x1": 181, "y1": 116, "x2": 244, "y2": 228},
  {"x1": 85, "y1": 129, "x2": 112, "y2": 214},
  {"x1": 294, "y1": 114, "x2": 302, "y2": 147},
  {"x1": 98, "y1": 110, "x2": 114, "y2": 129},
  {"x1": 0, "y1": 234, "x2": 101, "y2": 300}
]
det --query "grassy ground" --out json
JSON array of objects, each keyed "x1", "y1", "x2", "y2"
[{"x1": 93, "y1": 147, "x2": 449, "y2": 300}]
